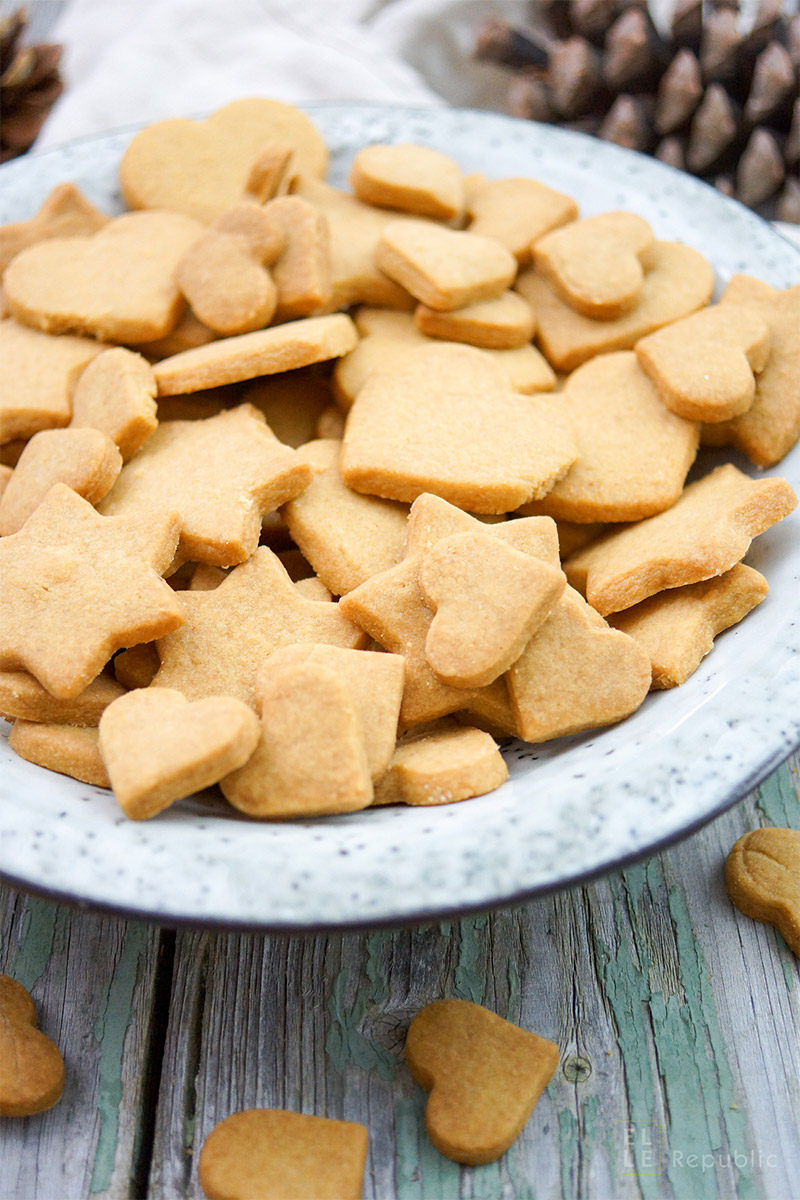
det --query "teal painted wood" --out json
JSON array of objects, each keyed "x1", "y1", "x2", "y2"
[
  {"x1": 0, "y1": 892, "x2": 162, "y2": 1200},
  {"x1": 1, "y1": 754, "x2": 798, "y2": 1199}
]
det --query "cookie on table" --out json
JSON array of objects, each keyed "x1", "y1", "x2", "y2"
[
  {"x1": 374, "y1": 723, "x2": 508, "y2": 806},
  {"x1": 517, "y1": 241, "x2": 715, "y2": 371},
  {"x1": 99, "y1": 404, "x2": 312, "y2": 568},
  {"x1": 0, "y1": 182, "x2": 108, "y2": 276},
  {"x1": 564, "y1": 463, "x2": 797, "y2": 616},
  {"x1": 68, "y1": 348, "x2": 157, "y2": 462},
  {"x1": 375, "y1": 219, "x2": 518, "y2": 311},
  {"x1": 467, "y1": 176, "x2": 578, "y2": 263},
  {"x1": 414, "y1": 291, "x2": 535, "y2": 349},
  {"x1": 608, "y1": 563, "x2": 769, "y2": 688},
  {"x1": 9, "y1": 721, "x2": 110, "y2": 788},
  {"x1": 340, "y1": 343, "x2": 576, "y2": 513},
  {"x1": 725, "y1": 828, "x2": 800, "y2": 956},
  {"x1": 518, "y1": 351, "x2": 699, "y2": 523},
  {"x1": 0, "y1": 975, "x2": 65, "y2": 1118},
  {"x1": 282, "y1": 438, "x2": 409, "y2": 595},
  {"x1": 532, "y1": 211, "x2": 655, "y2": 319},
  {"x1": 350, "y1": 142, "x2": 465, "y2": 221},
  {"x1": 0, "y1": 319, "x2": 107, "y2": 444},
  {"x1": 119, "y1": 97, "x2": 328, "y2": 224},
  {"x1": 4, "y1": 211, "x2": 204, "y2": 343},
  {"x1": 635, "y1": 303, "x2": 772, "y2": 422}
]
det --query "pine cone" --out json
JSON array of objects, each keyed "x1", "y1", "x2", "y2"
[
  {"x1": 475, "y1": 0, "x2": 800, "y2": 222},
  {"x1": 1, "y1": 9, "x2": 64, "y2": 163}
]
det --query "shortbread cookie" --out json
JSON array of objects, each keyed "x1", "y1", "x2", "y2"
[
  {"x1": 350, "y1": 143, "x2": 464, "y2": 220},
  {"x1": 69, "y1": 348, "x2": 157, "y2": 461},
  {"x1": 221, "y1": 659, "x2": 373, "y2": 817},
  {"x1": 341, "y1": 343, "x2": 576, "y2": 512},
  {"x1": 264, "y1": 195, "x2": 332, "y2": 321},
  {"x1": 138, "y1": 308, "x2": 217, "y2": 362},
  {"x1": 419, "y1": 530, "x2": 565, "y2": 687},
  {"x1": 340, "y1": 494, "x2": 560, "y2": 725},
  {"x1": 175, "y1": 202, "x2": 283, "y2": 336},
  {"x1": 405, "y1": 999, "x2": 559, "y2": 1165},
  {"x1": 507, "y1": 585, "x2": 652, "y2": 740},
  {"x1": 725, "y1": 828, "x2": 800, "y2": 955},
  {"x1": 0, "y1": 483, "x2": 184, "y2": 699},
  {"x1": 99, "y1": 405, "x2": 311, "y2": 567},
  {"x1": 198, "y1": 1109, "x2": 368, "y2": 1200},
  {"x1": 334, "y1": 307, "x2": 554, "y2": 409},
  {"x1": 708, "y1": 276, "x2": 800, "y2": 466},
  {"x1": 120, "y1": 98, "x2": 328, "y2": 223},
  {"x1": 242, "y1": 369, "x2": 333, "y2": 448},
  {"x1": 608, "y1": 563, "x2": 769, "y2": 688},
  {"x1": 0, "y1": 975, "x2": 65, "y2": 1118},
  {"x1": 154, "y1": 547, "x2": 366, "y2": 707},
  {"x1": 518, "y1": 352, "x2": 699, "y2": 523},
  {"x1": 533, "y1": 211, "x2": 655, "y2": 319},
  {"x1": 282, "y1": 439, "x2": 409, "y2": 595},
  {"x1": 467, "y1": 177, "x2": 578, "y2": 263},
  {"x1": 0, "y1": 427, "x2": 122, "y2": 536},
  {"x1": 635, "y1": 303, "x2": 772, "y2": 422},
  {"x1": 255, "y1": 644, "x2": 405, "y2": 781},
  {"x1": 565, "y1": 463, "x2": 797, "y2": 615},
  {"x1": 9, "y1": 721, "x2": 110, "y2": 788},
  {"x1": 375, "y1": 220, "x2": 517, "y2": 311},
  {"x1": 242, "y1": 140, "x2": 294, "y2": 203},
  {"x1": 0, "y1": 319, "x2": 106, "y2": 443},
  {"x1": 517, "y1": 241, "x2": 715, "y2": 371},
  {"x1": 0, "y1": 668, "x2": 125, "y2": 726},
  {"x1": 153, "y1": 313, "x2": 357, "y2": 395},
  {"x1": 290, "y1": 176, "x2": 415, "y2": 309},
  {"x1": 374, "y1": 724, "x2": 508, "y2": 806},
  {"x1": 4, "y1": 211, "x2": 204, "y2": 343},
  {"x1": 0, "y1": 182, "x2": 108, "y2": 276},
  {"x1": 554, "y1": 520, "x2": 610, "y2": 559},
  {"x1": 414, "y1": 291, "x2": 535, "y2": 349},
  {"x1": 113, "y1": 643, "x2": 159, "y2": 691},
  {"x1": 458, "y1": 676, "x2": 520, "y2": 738},
  {"x1": 99, "y1": 688, "x2": 260, "y2": 820}
]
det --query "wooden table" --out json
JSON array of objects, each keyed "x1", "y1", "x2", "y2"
[{"x1": 1, "y1": 751, "x2": 798, "y2": 1200}]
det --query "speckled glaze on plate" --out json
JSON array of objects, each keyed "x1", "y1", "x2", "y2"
[{"x1": 1, "y1": 104, "x2": 799, "y2": 931}]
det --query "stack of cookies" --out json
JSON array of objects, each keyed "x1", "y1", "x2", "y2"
[{"x1": 0, "y1": 97, "x2": 797, "y2": 822}]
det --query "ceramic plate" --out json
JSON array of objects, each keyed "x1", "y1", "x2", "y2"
[{"x1": 1, "y1": 104, "x2": 799, "y2": 930}]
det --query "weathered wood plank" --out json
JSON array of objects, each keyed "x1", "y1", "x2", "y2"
[
  {"x1": 148, "y1": 754, "x2": 800, "y2": 1200},
  {"x1": 0, "y1": 890, "x2": 164, "y2": 1200}
]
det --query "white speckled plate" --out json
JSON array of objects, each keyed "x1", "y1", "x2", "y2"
[{"x1": 1, "y1": 104, "x2": 799, "y2": 930}]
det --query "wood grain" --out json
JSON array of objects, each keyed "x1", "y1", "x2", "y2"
[{"x1": 1, "y1": 753, "x2": 798, "y2": 1199}]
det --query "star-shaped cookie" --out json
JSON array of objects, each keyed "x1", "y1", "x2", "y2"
[{"x1": 0, "y1": 484, "x2": 184, "y2": 699}]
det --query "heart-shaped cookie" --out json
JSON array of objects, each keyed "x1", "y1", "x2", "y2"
[
  {"x1": 533, "y1": 211, "x2": 655, "y2": 319},
  {"x1": 419, "y1": 530, "x2": 565, "y2": 687},
  {"x1": 120, "y1": 98, "x2": 328, "y2": 224},
  {"x1": 98, "y1": 687, "x2": 260, "y2": 820},
  {"x1": 4, "y1": 211, "x2": 204, "y2": 343},
  {"x1": 0, "y1": 974, "x2": 65, "y2": 1117},
  {"x1": 725, "y1": 828, "x2": 800, "y2": 955},
  {"x1": 405, "y1": 999, "x2": 559, "y2": 1165}
]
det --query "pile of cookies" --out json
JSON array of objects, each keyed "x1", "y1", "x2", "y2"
[{"x1": 0, "y1": 97, "x2": 798, "y2": 823}]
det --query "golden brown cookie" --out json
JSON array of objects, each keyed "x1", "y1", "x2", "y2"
[
  {"x1": 467, "y1": 176, "x2": 578, "y2": 263},
  {"x1": 0, "y1": 319, "x2": 107, "y2": 443},
  {"x1": 113, "y1": 643, "x2": 159, "y2": 691},
  {"x1": 68, "y1": 347, "x2": 157, "y2": 462},
  {"x1": 608, "y1": 563, "x2": 769, "y2": 688},
  {"x1": 264, "y1": 195, "x2": 332, "y2": 321},
  {"x1": 282, "y1": 438, "x2": 409, "y2": 595},
  {"x1": 518, "y1": 351, "x2": 699, "y2": 523},
  {"x1": 9, "y1": 720, "x2": 110, "y2": 788},
  {"x1": 4, "y1": 211, "x2": 204, "y2": 343},
  {"x1": 99, "y1": 688, "x2": 260, "y2": 820},
  {"x1": 405, "y1": 999, "x2": 559, "y2": 1165},
  {"x1": 414, "y1": 291, "x2": 535, "y2": 349},
  {"x1": 198, "y1": 1109, "x2": 368, "y2": 1200},
  {"x1": 99, "y1": 404, "x2": 311, "y2": 567},
  {"x1": 242, "y1": 140, "x2": 294, "y2": 203},
  {"x1": 725, "y1": 828, "x2": 800, "y2": 955},
  {"x1": 0, "y1": 427, "x2": 122, "y2": 536},
  {"x1": 153, "y1": 313, "x2": 357, "y2": 395},
  {"x1": 340, "y1": 343, "x2": 576, "y2": 512},
  {"x1": 350, "y1": 143, "x2": 464, "y2": 220},
  {"x1": 517, "y1": 241, "x2": 715, "y2": 371},
  {"x1": 0, "y1": 668, "x2": 125, "y2": 727},
  {"x1": 0, "y1": 975, "x2": 65, "y2": 1117},
  {"x1": 564, "y1": 463, "x2": 797, "y2": 615},
  {"x1": 0, "y1": 483, "x2": 184, "y2": 699},
  {"x1": 0, "y1": 182, "x2": 108, "y2": 277},
  {"x1": 635, "y1": 303, "x2": 772, "y2": 422},
  {"x1": 374, "y1": 724, "x2": 508, "y2": 806},
  {"x1": 120, "y1": 98, "x2": 328, "y2": 224},
  {"x1": 375, "y1": 219, "x2": 517, "y2": 311}
]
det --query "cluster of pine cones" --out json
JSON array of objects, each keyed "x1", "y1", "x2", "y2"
[{"x1": 475, "y1": 0, "x2": 799, "y2": 222}]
